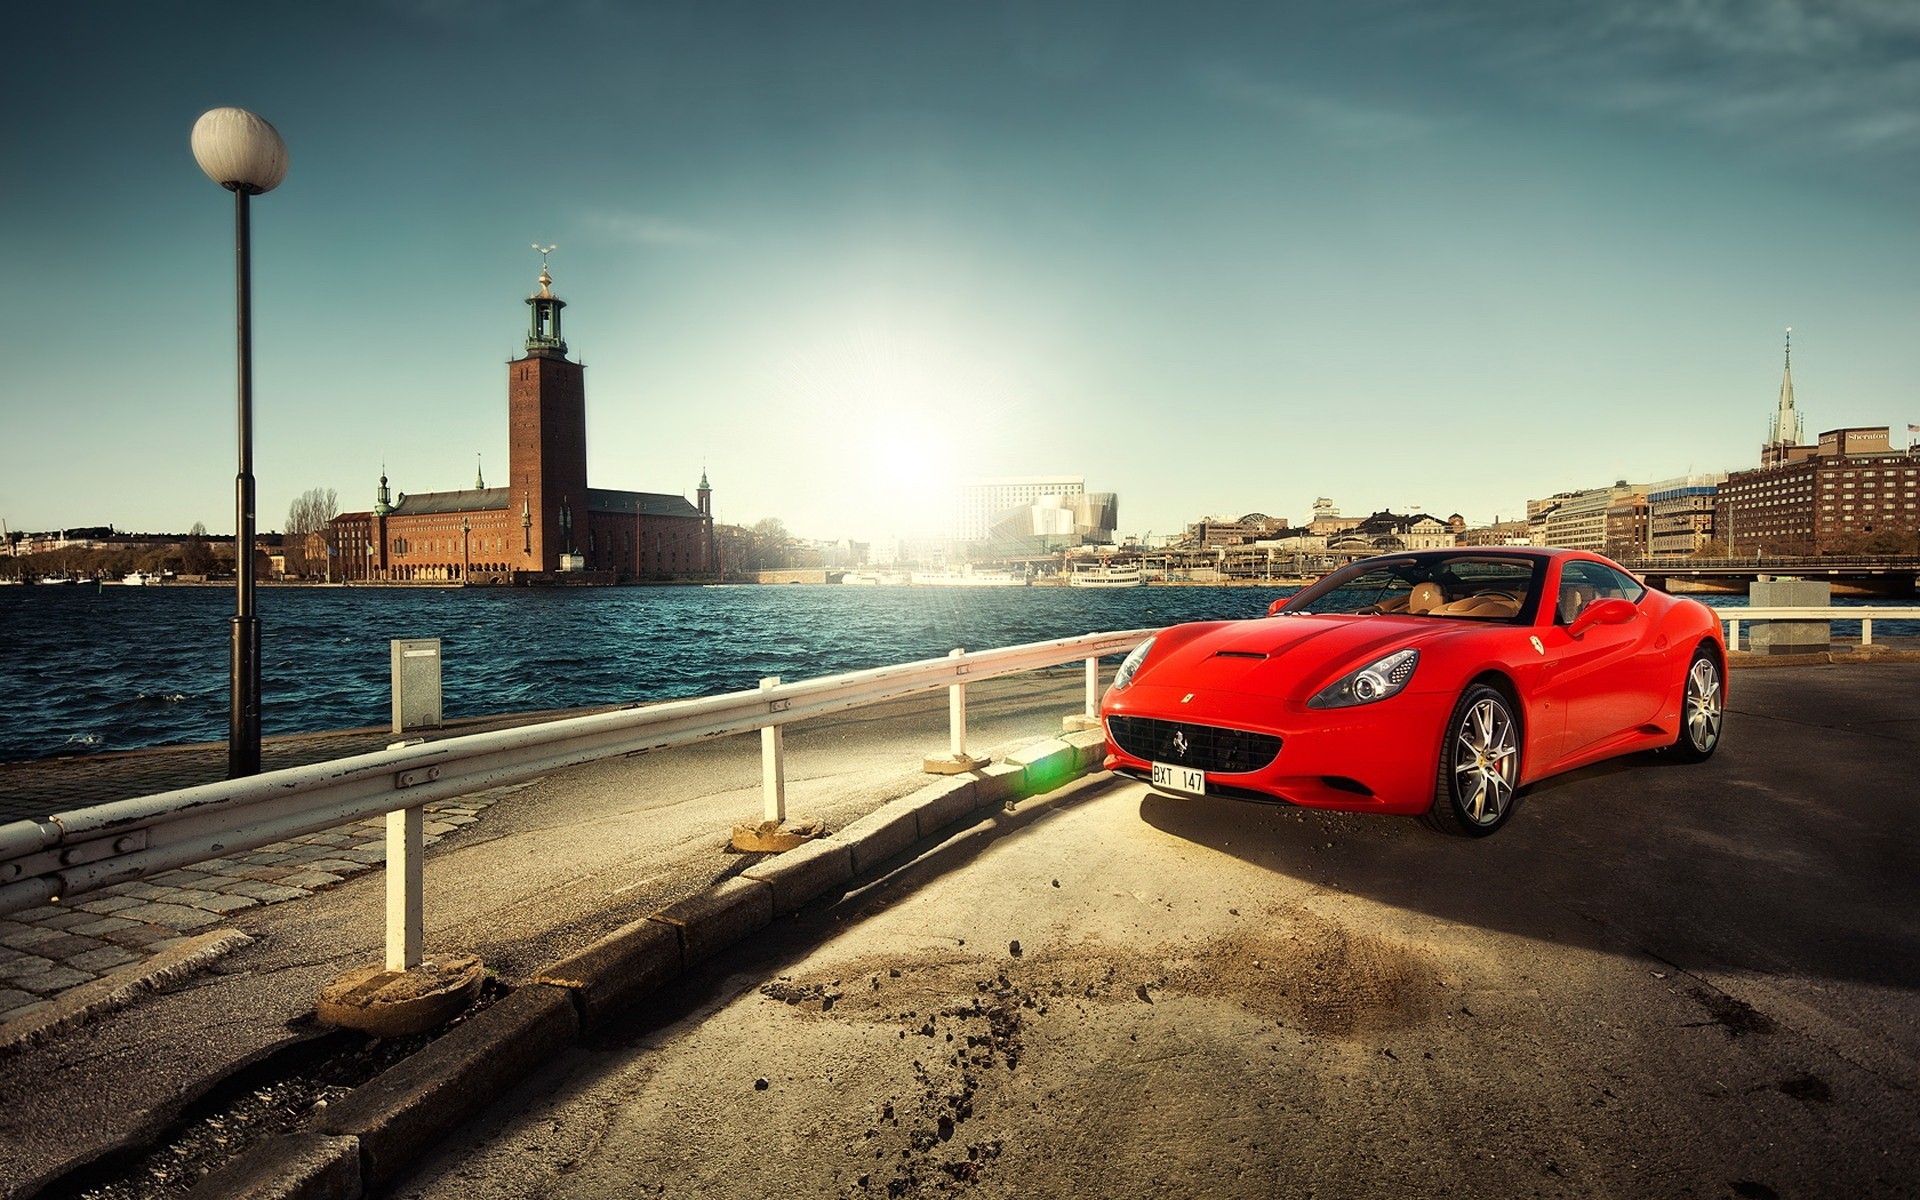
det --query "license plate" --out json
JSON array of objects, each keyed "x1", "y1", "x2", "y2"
[{"x1": 1151, "y1": 762, "x2": 1206, "y2": 796}]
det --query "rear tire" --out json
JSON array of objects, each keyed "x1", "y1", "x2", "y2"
[
  {"x1": 1667, "y1": 648, "x2": 1723, "y2": 762},
  {"x1": 1422, "y1": 684, "x2": 1522, "y2": 837}
]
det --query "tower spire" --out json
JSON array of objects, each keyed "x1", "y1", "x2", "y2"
[
  {"x1": 1770, "y1": 327, "x2": 1801, "y2": 447},
  {"x1": 475, "y1": 454, "x2": 485, "y2": 490},
  {"x1": 525, "y1": 244, "x2": 568, "y2": 356}
]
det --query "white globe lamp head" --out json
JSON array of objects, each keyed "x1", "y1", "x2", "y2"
[{"x1": 190, "y1": 108, "x2": 289, "y2": 195}]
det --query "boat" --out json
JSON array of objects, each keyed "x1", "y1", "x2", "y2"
[
  {"x1": 1067, "y1": 562, "x2": 1144, "y2": 588},
  {"x1": 840, "y1": 570, "x2": 912, "y2": 586},
  {"x1": 909, "y1": 566, "x2": 1030, "y2": 587},
  {"x1": 119, "y1": 571, "x2": 155, "y2": 586}
]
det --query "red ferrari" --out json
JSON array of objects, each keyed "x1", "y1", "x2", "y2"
[{"x1": 1101, "y1": 548, "x2": 1727, "y2": 836}]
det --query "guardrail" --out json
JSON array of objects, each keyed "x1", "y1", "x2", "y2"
[
  {"x1": 1715, "y1": 606, "x2": 1920, "y2": 651},
  {"x1": 0, "y1": 628, "x2": 1153, "y2": 966}
]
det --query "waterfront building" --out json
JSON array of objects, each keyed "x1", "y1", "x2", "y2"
[
  {"x1": 329, "y1": 261, "x2": 715, "y2": 583},
  {"x1": 1461, "y1": 519, "x2": 1531, "y2": 547},
  {"x1": 1528, "y1": 482, "x2": 1646, "y2": 551},
  {"x1": 954, "y1": 477, "x2": 1084, "y2": 541},
  {"x1": 1604, "y1": 494, "x2": 1650, "y2": 560},
  {"x1": 1184, "y1": 512, "x2": 1295, "y2": 549},
  {"x1": 955, "y1": 477, "x2": 1118, "y2": 553},
  {"x1": 1329, "y1": 511, "x2": 1456, "y2": 553},
  {"x1": 1715, "y1": 427, "x2": 1919, "y2": 555},
  {"x1": 1646, "y1": 474, "x2": 1726, "y2": 557},
  {"x1": 1306, "y1": 498, "x2": 1363, "y2": 538}
]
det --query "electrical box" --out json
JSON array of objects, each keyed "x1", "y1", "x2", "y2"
[
  {"x1": 391, "y1": 638, "x2": 443, "y2": 732},
  {"x1": 1747, "y1": 579, "x2": 1830, "y2": 655}
]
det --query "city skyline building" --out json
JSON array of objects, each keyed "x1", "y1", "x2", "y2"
[
  {"x1": 329, "y1": 258, "x2": 714, "y2": 583},
  {"x1": 1646, "y1": 473, "x2": 1727, "y2": 557},
  {"x1": 953, "y1": 477, "x2": 1086, "y2": 541}
]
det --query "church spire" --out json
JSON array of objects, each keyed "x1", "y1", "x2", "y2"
[{"x1": 1769, "y1": 327, "x2": 1802, "y2": 447}]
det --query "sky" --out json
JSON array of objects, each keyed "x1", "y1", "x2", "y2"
[{"x1": 4, "y1": 0, "x2": 1918, "y2": 545}]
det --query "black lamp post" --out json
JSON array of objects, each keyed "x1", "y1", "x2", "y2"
[{"x1": 192, "y1": 108, "x2": 288, "y2": 779}]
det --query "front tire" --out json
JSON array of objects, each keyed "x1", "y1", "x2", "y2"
[
  {"x1": 1667, "y1": 648, "x2": 1723, "y2": 762},
  {"x1": 1423, "y1": 684, "x2": 1522, "y2": 837}
]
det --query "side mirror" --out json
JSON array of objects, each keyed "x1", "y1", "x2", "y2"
[
  {"x1": 1566, "y1": 596, "x2": 1636, "y2": 638},
  {"x1": 1266, "y1": 597, "x2": 1289, "y2": 617}
]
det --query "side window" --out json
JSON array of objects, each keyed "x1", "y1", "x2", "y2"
[
  {"x1": 1555, "y1": 562, "x2": 1607, "y2": 625},
  {"x1": 1594, "y1": 564, "x2": 1646, "y2": 604},
  {"x1": 1555, "y1": 561, "x2": 1645, "y2": 623}
]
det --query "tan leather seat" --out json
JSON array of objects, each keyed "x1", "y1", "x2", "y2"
[
  {"x1": 1408, "y1": 581, "x2": 1445, "y2": 614},
  {"x1": 1557, "y1": 584, "x2": 1597, "y2": 624}
]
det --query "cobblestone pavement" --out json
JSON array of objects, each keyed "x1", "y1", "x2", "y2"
[{"x1": 0, "y1": 708, "x2": 612, "y2": 1027}]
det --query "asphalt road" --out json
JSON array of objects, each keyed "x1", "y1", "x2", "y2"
[
  {"x1": 0, "y1": 670, "x2": 1102, "y2": 1199},
  {"x1": 388, "y1": 663, "x2": 1920, "y2": 1200}
]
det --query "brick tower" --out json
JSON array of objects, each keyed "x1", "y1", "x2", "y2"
[{"x1": 507, "y1": 252, "x2": 589, "y2": 572}]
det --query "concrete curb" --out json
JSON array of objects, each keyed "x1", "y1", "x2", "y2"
[
  {"x1": 309, "y1": 982, "x2": 579, "y2": 1189},
  {"x1": 186, "y1": 1133, "x2": 360, "y2": 1200},
  {"x1": 189, "y1": 735, "x2": 1109, "y2": 1198},
  {"x1": 742, "y1": 836, "x2": 855, "y2": 917},
  {"x1": 533, "y1": 915, "x2": 683, "y2": 1032},
  {"x1": 1730, "y1": 647, "x2": 1920, "y2": 668},
  {"x1": 651, "y1": 876, "x2": 775, "y2": 963},
  {"x1": 0, "y1": 929, "x2": 254, "y2": 1056}
]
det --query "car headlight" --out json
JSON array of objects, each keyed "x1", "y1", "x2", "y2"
[
  {"x1": 1308, "y1": 648, "x2": 1419, "y2": 709},
  {"x1": 1111, "y1": 636, "x2": 1156, "y2": 691}
]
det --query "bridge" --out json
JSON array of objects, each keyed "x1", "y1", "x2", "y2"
[
  {"x1": 969, "y1": 550, "x2": 1920, "y2": 595},
  {"x1": 1616, "y1": 554, "x2": 1920, "y2": 596}
]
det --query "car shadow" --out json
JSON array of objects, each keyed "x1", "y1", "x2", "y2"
[{"x1": 1133, "y1": 719, "x2": 1920, "y2": 994}]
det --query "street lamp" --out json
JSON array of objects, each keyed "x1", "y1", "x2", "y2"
[{"x1": 192, "y1": 107, "x2": 288, "y2": 779}]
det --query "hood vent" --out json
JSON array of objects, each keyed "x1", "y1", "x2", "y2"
[{"x1": 1212, "y1": 650, "x2": 1269, "y2": 661}]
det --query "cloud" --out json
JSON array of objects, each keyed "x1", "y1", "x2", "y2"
[
  {"x1": 579, "y1": 209, "x2": 724, "y2": 249},
  {"x1": 1201, "y1": 66, "x2": 1456, "y2": 145},
  {"x1": 1453, "y1": 0, "x2": 1920, "y2": 157}
]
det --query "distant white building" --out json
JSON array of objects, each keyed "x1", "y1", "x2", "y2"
[
  {"x1": 954, "y1": 476, "x2": 1085, "y2": 540},
  {"x1": 954, "y1": 475, "x2": 1117, "y2": 548}
]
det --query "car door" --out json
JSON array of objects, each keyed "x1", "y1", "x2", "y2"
[{"x1": 1539, "y1": 560, "x2": 1665, "y2": 759}]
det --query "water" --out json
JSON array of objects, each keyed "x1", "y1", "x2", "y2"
[
  {"x1": 0, "y1": 584, "x2": 1291, "y2": 763},
  {"x1": 2, "y1": 584, "x2": 1911, "y2": 765}
]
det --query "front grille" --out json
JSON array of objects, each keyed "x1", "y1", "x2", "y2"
[{"x1": 1107, "y1": 716, "x2": 1281, "y2": 775}]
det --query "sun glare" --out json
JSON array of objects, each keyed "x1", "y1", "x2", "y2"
[{"x1": 771, "y1": 317, "x2": 1025, "y2": 540}]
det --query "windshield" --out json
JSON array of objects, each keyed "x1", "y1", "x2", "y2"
[{"x1": 1281, "y1": 554, "x2": 1544, "y2": 622}]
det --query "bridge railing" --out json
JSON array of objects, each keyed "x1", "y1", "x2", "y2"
[
  {"x1": 1716, "y1": 606, "x2": 1920, "y2": 651},
  {"x1": 1621, "y1": 555, "x2": 1920, "y2": 572},
  {"x1": 0, "y1": 628, "x2": 1153, "y2": 967}
]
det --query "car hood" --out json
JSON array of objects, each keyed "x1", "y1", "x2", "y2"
[{"x1": 1133, "y1": 614, "x2": 1482, "y2": 700}]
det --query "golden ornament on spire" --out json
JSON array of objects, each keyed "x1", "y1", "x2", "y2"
[{"x1": 532, "y1": 243, "x2": 557, "y2": 297}]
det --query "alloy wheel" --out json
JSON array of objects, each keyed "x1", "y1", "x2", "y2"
[
  {"x1": 1453, "y1": 695, "x2": 1518, "y2": 826},
  {"x1": 1685, "y1": 656, "x2": 1723, "y2": 753}
]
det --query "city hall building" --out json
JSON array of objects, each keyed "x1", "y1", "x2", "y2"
[{"x1": 330, "y1": 263, "x2": 715, "y2": 583}]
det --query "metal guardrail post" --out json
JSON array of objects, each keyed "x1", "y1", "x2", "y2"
[
  {"x1": 761, "y1": 676, "x2": 786, "y2": 823},
  {"x1": 948, "y1": 648, "x2": 969, "y2": 760},
  {"x1": 1727, "y1": 618, "x2": 1741, "y2": 651},
  {"x1": 1863, "y1": 618, "x2": 1874, "y2": 646},
  {"x1": 386, "y1": 806, "x2": 423, "y2": 971},
  {"x1": 1083, "y1": 656, "x2": 1100, "y2": 719}
]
